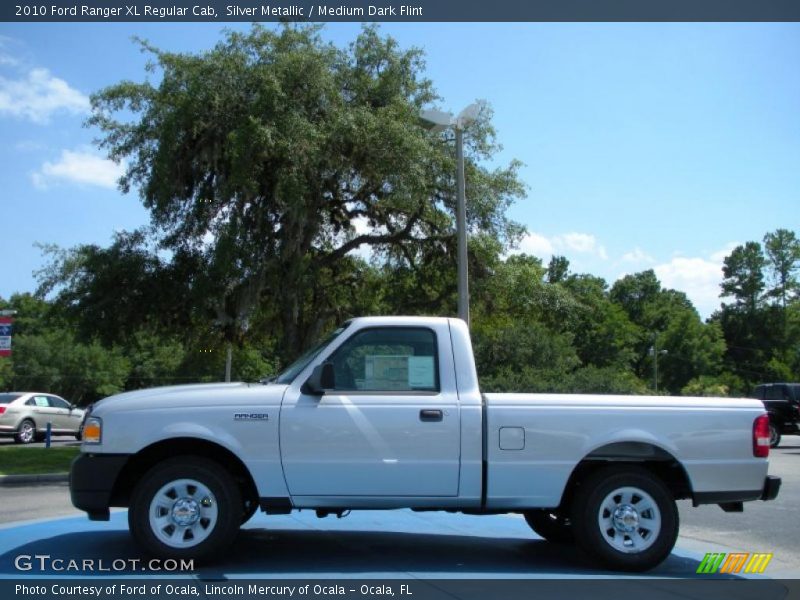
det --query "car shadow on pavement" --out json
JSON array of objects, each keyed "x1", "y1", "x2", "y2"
[{"x1": 0, "y1": 527, "x2": 719, "y2": 579}]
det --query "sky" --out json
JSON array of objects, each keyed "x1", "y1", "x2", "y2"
[{"x1": 0, "y1": 22, "x2": 798, "y2": 319}]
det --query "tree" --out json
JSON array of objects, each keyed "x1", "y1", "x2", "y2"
[
  {"x1": 37, "y1": 232, "x2": 194, "y2": 346},
  {"x1": 714, "y1": 233, "x2": 800, "y2": 390},
  {"x1": 547, "y1": 255, "x2": 570, "y2": 284},
  {"x1": 763, "y1": 229, "x2": 800, "y2": 309},
  {"x1": 659, "y1": 313, "x2": 725, "y2": 393},
  {"x1": 610, "y1": 270, "x2": 662, "y2": 325},
  {"x1": 563, "y1": 274, "x2": 638, "y2": 370},
  {"x1": 611, "y1": 270, "x2": 725, "y2": 393},
  {"x1": 85, "y1": 25, "x2": 525, "y2": 361},
  {"x1": 10, "y1": 330, "x2": 129, "y2": 404},
  {"x1": 721, "y1": 242, "x2": 765, "y2": 314}
]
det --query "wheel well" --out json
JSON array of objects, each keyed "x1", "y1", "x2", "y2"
[
  {"x1": 557, "y1": 442, "x2": 693, "y2": 512},
  {"x1": 109, "y1": 438, "x2": 258, "y2": 508}
]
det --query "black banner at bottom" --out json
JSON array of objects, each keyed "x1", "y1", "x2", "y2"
[{"x1": 3, "y1": 578, "x2": 799, "y2": 600}]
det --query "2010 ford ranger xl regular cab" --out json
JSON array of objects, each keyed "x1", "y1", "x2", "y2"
[{"x1": 71, "y1": 316, "x2": 781, "y2": 571}]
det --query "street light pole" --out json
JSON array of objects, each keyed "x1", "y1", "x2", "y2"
[
  {"x1": 654, "y1": 342, "x2": 659, "y2": 393},
  {"x1": 651, "y1": 334, "x2": 667, "y2": 393},
  {"x1": 225, "y1": 344, "x2": 232, "y2": 383},
  {"x1": 419, "y1": 103, "x2": 481, "y2": 327},
  {"x1": 455, "y1": 126, "x2": 469, "y2": 325}
]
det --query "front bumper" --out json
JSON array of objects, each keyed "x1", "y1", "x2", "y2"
[{"x1": 69, "y1": 453, "x2": 130, "y2": 521}]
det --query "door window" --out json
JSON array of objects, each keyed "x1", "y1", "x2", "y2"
[
  {"x1": 48, "y1": 396, "x2": 71, "y2": 410},
  {"x1": 330, "y1": 328, "x2": 439, "y2": 392}
]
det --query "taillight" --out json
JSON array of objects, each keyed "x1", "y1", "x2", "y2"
[
  {"x1": 0, "y1": 407, "x2": 5, "y2": 415},
  {"x1": 753, "y1": 415, "x2": 770, "y2": 458}
]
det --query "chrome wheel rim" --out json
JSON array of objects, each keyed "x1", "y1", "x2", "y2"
[
  {"x1": 149, "y1": 478, "x2": 218, "y2": 548},
  {"x1": 19, "y1": 422, "x2": 34, "y2": 443},
  {"x1": 597, "y1": 486, "x2": 661, "y2": 554}
]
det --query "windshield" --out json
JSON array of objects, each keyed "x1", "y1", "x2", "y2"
[{"x1": 273, "y1": 323, "x2": 350, "y2": 384}]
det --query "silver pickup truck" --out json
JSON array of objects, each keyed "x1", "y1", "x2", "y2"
[{"x1": 70, "y1": 316, "x2": 780, "y2": 571}]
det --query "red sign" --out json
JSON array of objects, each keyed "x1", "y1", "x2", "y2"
[{"x1": 0, "y1": 316, "x2": 12, "y2": 358}]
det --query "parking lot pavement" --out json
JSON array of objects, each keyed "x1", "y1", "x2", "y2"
[
  {"x1": 0, "y1": 507, "x2": 791, "y2": 580},
  {"x1": 0, "y1": 439, "x2": 796, "y2": 581},
  {"x1": 679, "y1": 437, "x2": 799, "y2": 576}
]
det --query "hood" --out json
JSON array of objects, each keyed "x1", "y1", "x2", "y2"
[{"x1": 91, "y1": 381, "x2": 288, "y2": 415}]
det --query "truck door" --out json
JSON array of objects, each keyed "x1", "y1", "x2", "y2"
[{"x1": 280, "y1": 324, "x2": 461, "y2": 497}]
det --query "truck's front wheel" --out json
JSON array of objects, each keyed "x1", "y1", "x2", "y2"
[
  {"x1": 129, "y1": 457, "x2": 242, "y2": 560},
  {"x1": 571, "y1": 466, "x2": 678, "y2": 572}
]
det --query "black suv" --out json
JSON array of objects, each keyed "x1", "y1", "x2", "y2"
[{"x1": 752, "y1": 383, "x2": 800, "y2": 447}]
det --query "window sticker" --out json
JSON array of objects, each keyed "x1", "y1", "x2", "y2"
[
  {"x1": 34, "y1": 396, "x2": 49, "y2": 407},
  {"x1": 363, "y1": 355, "x2": 409, "y2": 390},
  {"x1": 408, "y1": 356, "x2": 435, "y2": 389}
]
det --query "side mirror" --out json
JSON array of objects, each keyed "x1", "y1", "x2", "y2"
[{"x1": 301, "y1": 363, "x2": 335, "y2": 395}]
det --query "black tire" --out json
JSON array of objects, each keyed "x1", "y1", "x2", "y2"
[
  {"x1": 128, "y1": 456, "x2": 242, "y2": 561},
  {"x1": 571, "y1": 466, "x2": 678, "y2": 572},
  {"x1": 14, "y1": 419, "x2": 36, "y2": 444},
  {"x1": 769, "y1": 422, "x2": 781, "y2": 448},
  {"x1": 524, "y1": 510, "x2": 575, "y2": 543}
]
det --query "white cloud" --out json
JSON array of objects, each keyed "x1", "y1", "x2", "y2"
[
  {"x1": 32, "y1": 149, "x2": 125, "y2": 189},
  {"x1": 653, "y1": 247, "x2": 735, "y2": 318},
  {"x1": 512, "y1": 231, "x2": 607, "y2": 261},
  {"x1": 558, "y1": 232, "x2": 608, "y2": 260},
  {"x1": 621, "y1": 247, "x2": 656, "y2": 265},
  {"x1": 0, "y1": 67, "x2": 89, "y2": 123},
  {"x1": 710, "y1": 242, "x2": 740, "y2": 264},
  {"x1": 516, "y1": 232, "x2": 555, "y2": 257}
]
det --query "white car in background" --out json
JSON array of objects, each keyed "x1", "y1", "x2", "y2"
[{"x1": 0, "y1": 392, "x2": 85, "y2": 444}]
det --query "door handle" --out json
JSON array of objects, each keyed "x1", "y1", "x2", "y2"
[{"x1": 419, "y1": 409, "x2": 443, "y2": 422}]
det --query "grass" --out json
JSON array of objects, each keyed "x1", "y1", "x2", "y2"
[{"x1": 0, "y1": 446, "x2": 80, "y2": 476}]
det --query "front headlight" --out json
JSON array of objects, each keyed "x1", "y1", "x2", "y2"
[{"x1": 82, "y1": 417, "x2": 102, "y2": 444}]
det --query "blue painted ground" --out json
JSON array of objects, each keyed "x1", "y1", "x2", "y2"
[{"x1": 0, "y1": 509, "x2": 717, "y2": 579}]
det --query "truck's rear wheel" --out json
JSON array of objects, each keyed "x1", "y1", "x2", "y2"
[
  {"x1": 129, "y1": 456, "x2": 241, "y2": 560},
  {"x1": 523, "y1": 510, "x2": 574, "y2": 543},
  {"x1": 571, "y1": 466, "x2": 678, "y2": 572}
]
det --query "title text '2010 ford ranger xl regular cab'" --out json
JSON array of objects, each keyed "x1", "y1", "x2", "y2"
[{"x1": 71, "y1": 317, "x2": 780, "y2": 571}]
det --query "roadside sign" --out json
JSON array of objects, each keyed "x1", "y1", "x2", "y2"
[{"x1": 0, "y1": 316, "x2": 12, "y2": 357}]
